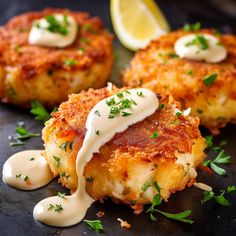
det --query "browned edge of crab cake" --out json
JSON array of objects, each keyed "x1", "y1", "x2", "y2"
[
  {"x1": 0, "y1": 8, "x2": 114, "y2": 108},
  {"x1": 42, "y1": 86, "x2": 206, "y2": 206},
  {"x1": 122, "y1": 29, "x2": 236, "y2": 134}
]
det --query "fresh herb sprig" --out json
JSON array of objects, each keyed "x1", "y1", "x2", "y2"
[
  {"x1": 146, "y1": 182, "x2": 193, "y2": 224},
  {"x1": 202, "y1": 150, "x2": 231, "y2": 176},
  {"x1": 183, "y1": 22, "x2": 201, "y2": 31},
  {"x1": 201, "y1": 185, "x2": 236, "y2": 206},
  {"x1": 30, "y1": 100, "x2": 51, "y2": 123},
  {"x1": 48, "y1": 203, "x2": 63, "y2": 212},
  {"x1": 37, "y1": 15, "x2": 69, "y2": 35},
  {"x1": 57, "y1": 192, "x2": 65, "y2": 198},
  {"x1": 9, "y1": 122, "x2": 40, "y2": 146},
  {"x1": 203, "y1": 74, "x2": 218, "y2": 87},
  {"x1": 83, "y1": 219, "x2": 103, "y2": 233},
  {"x1": 16, "y1": 174, "x2": 30, "y2": 182},
  {"x1": 203, "y1": 136, "x2": 231, "y2": 175},
  {"x1": 106, "y1": 91, "x2": 138, "y2": 119},
  {"x1": 185, "y1": 34, "x2": 209, "y2": 50}
]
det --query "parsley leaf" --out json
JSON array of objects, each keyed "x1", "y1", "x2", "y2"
[
  {"x1": 9, "y1": 122, "x2": 39, "y2": 146},
  {"x1": 83, "y1": 219, "x2": 103, "y2": 232},
  {"x1": 203, "y1": 150, "x2": 231, "y2": 176},
  {"x1": 44, "y1": 15, "x2": 68, "y2": 35},
  {"x1": 201, "y1": 186, "x2": 236, "y2": 206},
  {"x1": 53, "y1": 156, "x2": 61, "y2": 167},
  {"x1": 150, "y1": 132, "x2": 159, "y2": 138},
  {"x1": 154, "y1": 209, "x2": 194, "y2": 224},
  {"x1": 183, "y1": 22, "x2": 201, "y2": 31},
  {"x1": 57, "y1": 192, "x2": 65, "y2": 198},
  {"x1": 226, "y1": 185, "x2": 236, "y2": 193},
  {"x1": 185, "y1": 34, "x2": 209, "y2": 50},
  {"x1": 141, "y1": 180, "x2": 152, "y2": 193},
  {"x1": 203, "y1": 74, "x2": 218, "y2": 87},
  {"x1": 205, "y1": 135, "x2": 213, "y2": 148},
  {"x1": 30, "y1": 100, "x2": 51, "y2": 122},
  {"x1": 48, "y1": 203, "x2": 63, "y2": 212},
  {"x1": 65, "y1": 59, "x2": 77, "y2": 66}
]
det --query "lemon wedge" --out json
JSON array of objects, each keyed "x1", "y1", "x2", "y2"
[{"x1": 110, "y1": 0, "x2": 170, "y2": 51}]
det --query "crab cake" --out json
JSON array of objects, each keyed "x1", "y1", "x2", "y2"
[
  {"x1": 122, "y1": 29, "x2": 236, "y2": 134},
  {"x1": 0, "y1": 8, "x2": 113, "y2": 108},
  {"x1": 42, "y1": 86, "x2": 205, "y2": 205}
]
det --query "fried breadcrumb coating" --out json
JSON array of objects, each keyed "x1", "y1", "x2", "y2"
[
  {"x1": 123, "y1": 29, "x2": 236, "y2": 134},
  {"x1": 42, "y1": 86, "x2": 205, "y2": 205}
]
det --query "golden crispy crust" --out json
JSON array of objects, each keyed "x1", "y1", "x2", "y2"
[
  {"x1": 123, "y1": 29, "x2": 236, "y2": 134},
  {"x1": 0, "y1": 8, "x2": 113, "y2": 76},
  {"x1": 43, "y1": 86, "x2": 205, "y2": 203}
]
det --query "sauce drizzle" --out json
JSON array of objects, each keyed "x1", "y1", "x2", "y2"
[
  {"x1": 3, "y1": 88, "x2": 159, "y2": 227},
  {"x1": 174, "y1": 33, "x2": 227, "y2": 63}
]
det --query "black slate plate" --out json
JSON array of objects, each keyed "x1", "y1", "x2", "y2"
[{"x1": 0, "y1": 1, "x2": 236, "y2": 235}]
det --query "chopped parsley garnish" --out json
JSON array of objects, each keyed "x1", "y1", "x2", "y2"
[
  {"x1": 185, "y1": 34, "x2": 209, "y2": 50},
  {"x1": 121, "y1": 111, "x2": 132, "y2": 117},
  {"x1": 59, "y1": 141, "x2": 73, "y2": 151},
  {"x1": 186, "y1": 70, "x2": 193, "y2": 75},
  {"x1": 159, "y1": 103, "x2": 165, "y2": 109},
  {"x1": 48, "y1": 203, "x2": 63, "y2": 212},
  {"x1": 203, "y1": 73, "x2": 218, "y2": 87},
  {"x1": 30, "y1": 157, "x2": 35, "y2": 161},
  {"x1": 137, "y1": 91, "x2": 143, "y2": 96},
  {"x1": 16, "y1": 174, "x2": 30, "y2": 182},
  {"x1": 171, "y1": 119, "x2": 180, "y2": 126},
  {"x1": 64, "y1": 59, "x2": 78, "y2": 66},
  {"x1": 9, "y1": 122, "x2": 39, "y2": 146},
  {"x1": 175, "y1": 111, "x2": 182, "y2": 117},
  {"x1": 57, "y1": 192, "x2": 65, "y2": 198},
  {"x1": 53, "y1": 156, "x2": 61, "y2": 167},
  {"x1": 95, "y1": 129, "x2": 100, "y2": 135},
  {"x1": 205, "y1": 135, "x2": 213, "y2": 148},
  {"x1": 94, "y1": 110, "x2": 101, "y2": 117},
  {"x1": 105, "y1": 91, "x2": 138, "y2": 119},
  {"x1": 150, "y1": 132, "x2": 159, "y2": 138},
  {"x1": 41, "y1": 15, "x2": 69, "y2": 35},
  {"x1": 30, "y1": 100, "x2": 51, "y2": 122},
  {"x1": 59, "y1": 142, "x2": 67, "y2": 150},
  {"x1": 201, "y1": 185, "x2": 236, "y2": 206},
  {"x1": 166, "y1": 52, "x2": 179, "y2": 58},
  {"x1": 142, "y1": 180, "x2": 152, "y2": 193},
  {"x1": 183, "y1": 22, "x2": 201, "y2": 31},
  {"x1": 83, "y1": 219, "x2": 103, "y2": 233},
  {"x1": 117, "y1": 92, "x2": 124, "y2": 98},
  {"x1": 146, "y1": 181, "x2": 193, "y2": 224},
  {"x1": 60, "y1": 172, "x2": 70, "y2": 179},
  {"x1": 106, "y1": 97, "x2": 116, "y2": 106},
  {"x1": 202, "y1": 150, "x2": 231, "y2": 176}
]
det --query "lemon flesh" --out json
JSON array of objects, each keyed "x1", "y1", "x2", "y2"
[{"x1": 111, "y1": 0, "x2": 170, "y2": 51}]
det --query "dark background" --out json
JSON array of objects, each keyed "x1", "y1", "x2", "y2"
[{"x1": 0, "y1": 1, "x2": 236, "y2": 236}]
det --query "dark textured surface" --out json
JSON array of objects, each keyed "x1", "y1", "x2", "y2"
[{"x1": 0, "y1": 0, "x2": 236, "y2": 235}]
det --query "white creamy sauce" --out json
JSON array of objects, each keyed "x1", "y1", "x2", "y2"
[
  {"x1": 29, "y1": 14, "x2": 78, "y2": 48},
  {"x1": 2, "y1": 150, "x2": 53, "y2": 190},
  {"x1": 174, "y1": 33, "x2": 227, "y2": 63},
  {"x1": 1, "y1": 88, "x2": 158, "y2": 227}
]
